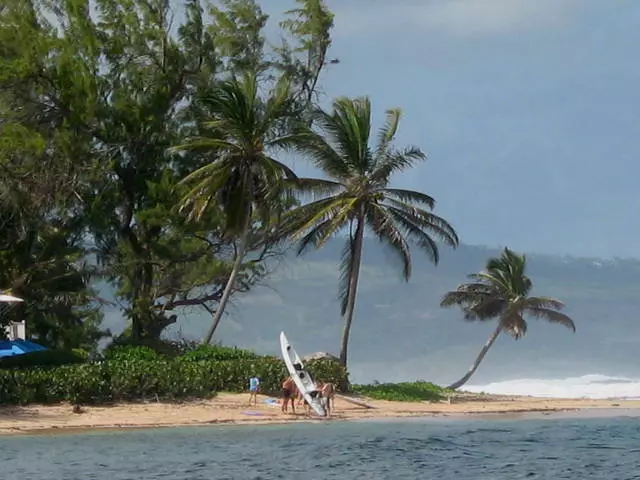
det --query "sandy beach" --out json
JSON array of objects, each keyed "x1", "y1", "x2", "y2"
[{"x1": 1, "y1": 392, "x2": 639, "y2": 436}]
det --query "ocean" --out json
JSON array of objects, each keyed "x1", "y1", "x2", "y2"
[
  {"x1": 2, "y1": 413, "x2": 640, "y2": 479},
  {"x1": 465, "y1": 374, "x2": 640, "y2": 399}
]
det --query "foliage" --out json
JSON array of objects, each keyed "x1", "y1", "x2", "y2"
[
  {"x1": 0, "y1": 349, "x2": 88, "y2": 369},
  {"x1": 350, "y1": 381, "x2": 451, "y2": 402},
  {"x1": 180, "y1": 344, "x2": 260, "y2": 362},
  {"x1": 440, "y1": 247, "x2": 575, "y2": 339},
  {"x1": 284, "y1": 97, "x2": 459, "y2": 366},
  {"x1": 173, "y1": 71, "x2": 311, "y2": 342},
  {"x1": 101, "y1": 345, "x2": 165, "y2": 362},
  {"x1": 440, "y1": 247, "x2": 575, "y2": 390},
  {"x1": 0, "y1": 0, "x2": 336, "y2": 348},
  {"x1": 0, "y1": 356, "x2": 348, "y2": 406}
]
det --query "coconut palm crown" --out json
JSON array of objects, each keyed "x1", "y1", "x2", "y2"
[
  {"x1": 172, "y1": 72, "x2": 302, "y2": 343},
  {"x1": 285, "y1": 96, "x2": 459, "y2": 367},
  {"x1": 440, "y1": 247, "x2": 576, "y2": 389}
]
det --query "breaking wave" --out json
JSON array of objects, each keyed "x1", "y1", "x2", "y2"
[{"x1": 464, "y1": 374, "x2": 640, "y2": 399}]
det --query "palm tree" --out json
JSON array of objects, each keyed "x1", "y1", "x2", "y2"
[
  {"x1": 285, "y1": 97, "x2": 459, "y2": 368},
  {"x1": 440, "y1": 247, "x2": 576, "y2": 390},
  {"x1": 172, "y1": 73, "x2": 301, "y2": 343}
]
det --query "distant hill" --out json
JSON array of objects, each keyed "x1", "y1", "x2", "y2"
[{"x1": 102, "y1": 239, "x2": 640, "y2": 385}]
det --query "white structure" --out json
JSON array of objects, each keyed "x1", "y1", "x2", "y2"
[
  {"x1": 0, "y1": 293, "x2": 24, "y2": 340},
  {"x1": 4, "y1": 321, "x2": 26, "y2": 340}
]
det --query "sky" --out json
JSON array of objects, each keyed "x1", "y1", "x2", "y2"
[{"x1": 258, "y1": 0, "x2": 640, "y2": 259}]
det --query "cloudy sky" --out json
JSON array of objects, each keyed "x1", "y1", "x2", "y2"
[{"x1": 260, "y1": 0, "x2": 640, "y2": 258}]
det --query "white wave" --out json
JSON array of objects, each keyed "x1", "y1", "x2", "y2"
[{"x1": 464, "y1": 374, "x2": 640, "y2": 400}]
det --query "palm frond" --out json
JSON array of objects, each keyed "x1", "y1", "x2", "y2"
[
  {"x1": 286, "y1": 177, "x2": 345, "y2": 199},
  {"x1": 314, "y1": 97, "x2": 372, "y2": 174},
  {"x1": 261, "y1": 75, "x2": 294, "y2": 135},
  {"x1": 366, "y1": 204, "x2": 411, "y2": 280},
  {"x1": 381, "y1": 188, "x2": 435, "y2": 209},
  {"x1": 371, "y1": 145, "x2": 426, "y2": 183},
  {"x1": 500, "y1": 311, "x2": 527, "y2": 339},
  {"x1": 258, "y1": 155, "x2": 297, "y2": 180},
  {"x1": 170, "y1": 138, "x2": 241, "y2": 155},
  {"x1": 337, "y1": 234, "x2": 354, "y2": 315},
  {"x1": 178, "y1": 158, "x2": 229, "y2": 186},
  {"x1": 385, "y1": 207, "x2": 440, "y2": 264},
  {"x1": 440, "y1": 290, "x2": 486, "y2": 308},
  {"x1": 523, "y1": 296, "x2": 565, "y2": 311},
  {"x1": 288, "y1": 129, "x2": 351, "y2": 179},
  {"x1": 283, "y1": 195, "x2": 354, "y2": 246},
  {"x1": 526, "y1": 307, "x2": 576, "y2": 332},
  {"x1": 469, "y1": 271, "x2": 512, "y2": 295},
  {"x1": 295, "y1": 217, "x2": 340, "y2": 255},
  {"x1": 384, "y1": 199, "x2": 458, "y2": 247},
  {"x1": 440, "y1": 288, "x2": 507, "y2": 321},
  {"x1": 375, "y1": 107, "x2": 401, "y2": 157}
]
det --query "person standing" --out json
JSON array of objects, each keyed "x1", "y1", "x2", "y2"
[
  {"x1": 248, "y1": 375, "x2": 260, "y2": 405},
  {"x1": 281, "y1": 376, "x2": 297, "y2": 414}
]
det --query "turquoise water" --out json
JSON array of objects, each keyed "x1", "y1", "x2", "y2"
[{"x1": 2, "y1": 414, "x2": 639, "y2": 479}]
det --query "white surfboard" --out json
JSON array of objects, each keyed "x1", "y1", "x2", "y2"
[{"x1": 279, "y1": 331, "x2": 326, "y2": 417}]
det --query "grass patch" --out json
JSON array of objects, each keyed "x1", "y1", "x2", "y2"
[{"x1": 350, "y1": 381, "x2": 452, "y2": 402}]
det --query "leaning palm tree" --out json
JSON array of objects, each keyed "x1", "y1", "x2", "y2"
[
  {"x1": 172, "y1": 73, "x2": 300, "y2": 343},
  {"x1": 440, "y1": 247, "x2": 576, "y2": 390},
  {"x1": 285, "y1": 97, "x2": 459, "y2": 367}
]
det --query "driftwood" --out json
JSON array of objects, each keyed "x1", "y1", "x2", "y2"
[{"x1": 335, "y1": 393, "x2": 375, "y2": 409}]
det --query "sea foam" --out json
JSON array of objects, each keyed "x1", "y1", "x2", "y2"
[{"x1": 464, "y1": 374, "x2": 640, "y2": 400}]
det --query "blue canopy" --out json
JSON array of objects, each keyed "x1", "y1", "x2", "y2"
[{"x1": 0, "y1": 340, "x2": 48, "y2": 358}]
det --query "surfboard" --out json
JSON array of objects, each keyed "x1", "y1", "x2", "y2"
[{"x1": 279, "y1": 331, "x2": 326, "y2": 417}]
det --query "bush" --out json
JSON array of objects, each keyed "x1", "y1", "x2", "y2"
[
  {"x1": 180, "y1": 344, "x2": 261, "y2": 362},
  {"x1": 0, "y1": 355, "x2": 349, "y2": 406},
  {"x1": 102, "y1": 345, "x2": 165, "y2": 362},
  {"x1": 350, "y1": 381, "x2": 451, "y2": 402},
  {"x1": 0, "y1": 349, "x2": 87, "y2": 369}
]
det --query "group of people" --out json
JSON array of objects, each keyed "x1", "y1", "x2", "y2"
[
  {"x1": 247, "y1": 375, "x2": 335, "y2": 417},
  {"x1": 281, "y1": 376, "x2": 336, "y2": 416}
]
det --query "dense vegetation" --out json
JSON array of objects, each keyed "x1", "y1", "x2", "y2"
[
  {"x1": 351, "y1": 382, "x2": 451, "y2": 402},
  {"x1": 0, "y1": 345, "x2": 347, "y2": 406},
  {"x1": 0, "y1": 0, "x2": 574, "y2": 402}
]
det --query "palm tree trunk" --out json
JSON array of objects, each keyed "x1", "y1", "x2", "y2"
[
  {"x1": 339, "y1": 214, "x2": 365, "y2": 368},
  {"x1": 202, "y1": 228, "x2": 249, "y2": 344},
  {"x1": 446, "y1": 324, "x2": 502, "y2": 390}
]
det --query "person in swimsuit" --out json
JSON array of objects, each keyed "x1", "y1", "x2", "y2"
[
  {"x1": 319, "y1": 382, "x2": 335, "y2": 417},
  {"x1": 281, "y1": 377, "x2": 297, "y2": 414},
  {"x1": 248, "y1": 375, "x2": 260, "y2": 405}
]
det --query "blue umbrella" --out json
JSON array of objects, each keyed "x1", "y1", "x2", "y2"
[{"x1": 0, "y1": 339, "x2": 48, "y2": 358}]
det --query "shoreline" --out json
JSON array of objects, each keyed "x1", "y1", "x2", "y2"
[{"x1": 2, "y1": 393, "x2": 640, "y2": 437}]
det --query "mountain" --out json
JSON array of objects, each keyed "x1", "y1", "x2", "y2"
[{"x1": 102, "y1": 239, "x2": 640, "y2": 385}]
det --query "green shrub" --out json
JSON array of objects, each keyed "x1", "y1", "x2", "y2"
[
  {"x1": 0, "y1": 349, "x2": 87, "y2": 369},
  {"x1": 103, "y1": 337, "x2": 188, "y2": 358},
  {"x1": 350, "y1": 381, "x2": 451, "y2": 402},
  {"x1": 180, "y1": 344, "x2": 260, "y2": 362},
  {"x1": 102, "y1": 345, "x2": 165, "y2": 362},
  {"x1": 0, "y1": 355, "x2": 349, "y2": 406}
]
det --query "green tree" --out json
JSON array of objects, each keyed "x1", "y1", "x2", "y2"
[
  {"x1": 0, "y1": 0, "x2": 335, "y2": 346},
  {"x1": 285, "y1": 97, "x2": 459, "y2": 367},
  {"x1": 173, "y1": 72, "x2": 301, "y2": 343},
  {"x1": 0, "y1": 6, "x2": 104, "y2": 350},
  {"x1": 440, "y1": 247, "x2": 576, "y2": 390}
]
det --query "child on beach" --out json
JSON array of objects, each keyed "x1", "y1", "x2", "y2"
[{"x1": 248, "y1": 376, "x2": 260, "y2": 405}]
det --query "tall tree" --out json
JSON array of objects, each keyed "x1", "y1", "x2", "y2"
[
  {"x1": 173, "y1": 72, "x2": 302, "y2": 343},
  {"x1": 284, "y1": 97, "x2": 459, "y2": 367},
  {"x1": 0, "y1": 3, "x2": 105, "y2": 350},
  {"x1": 440, "y1": 247, "x2": 576, "y2": 390},
  {"x1": 1, "y1": 0, "x2": 334, "y2": 346}
]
